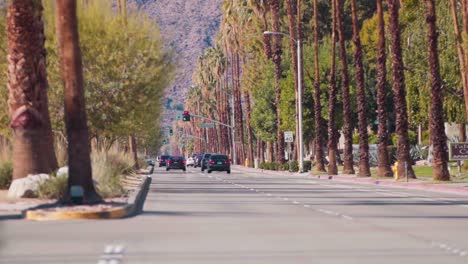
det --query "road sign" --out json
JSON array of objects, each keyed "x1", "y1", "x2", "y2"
[
  {"x1": 449, "y1": 142, "x2": 468, "y2": 160},
  {"x1": 284, "y1": 131, "x2": 294, "y2": 143},
  {"x1": 200, "y1": 123, "x2": 215, "y2": 128}
]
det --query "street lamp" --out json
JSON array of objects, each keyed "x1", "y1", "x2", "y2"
[{"x1": 263, "y1": 31, "x2": 304, "y2": 173}]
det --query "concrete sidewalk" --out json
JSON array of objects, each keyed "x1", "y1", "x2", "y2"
[{"x1": 232, "y1": 165, "x2": 468, "y2": 195}]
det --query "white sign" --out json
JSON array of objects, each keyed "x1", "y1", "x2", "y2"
[{"x1": 284, "y1": 131, "x2": 294, "y2": 143}]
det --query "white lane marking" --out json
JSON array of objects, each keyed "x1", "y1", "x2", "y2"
[
  {"x1": 303, "y1": 204, "x2": 310, "y2": 208},
  {"x1": 292, "y1": 201, "x2": 300, "y2": 204},
  {"x1": 267, "y1": 193, "x2": 272, "y2": 196},
  {"x1": 341, "y1": 215, "x2": 353, "y2": 221},
  {"x1": 432, "y1": 242, "x2": 468, "y2": 258},
  {"x1": 98, "y1": 244, "x2": 125, "y2": 264},
  {"x1": 283, "y1": 198, "x2": 289, "y2": 201}
]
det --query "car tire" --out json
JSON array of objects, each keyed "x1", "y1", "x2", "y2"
[
  {"x1": 183, "y1": 168, "x2": 186, "y2": 172},
  {"x1": 166, "y1": 168, "x2": 170, "y2": 171},
  {"x1": 227, "y1": 170, "x2": 231, "y2": 174},
  {"x1": 208, "y1": 170, "x2": 212, "y2": 173}
]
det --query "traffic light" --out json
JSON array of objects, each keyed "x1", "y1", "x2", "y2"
[
  {"x1": 183, "y1": 111, "x2": 191, "y2": 121},
  {"x1": 169, "y1": 129, "x2": 174, "y2": 136}
]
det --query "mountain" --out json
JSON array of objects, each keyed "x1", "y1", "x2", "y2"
[{"x1": 134, "y1": 0, "x2": 223, "y2": 123}]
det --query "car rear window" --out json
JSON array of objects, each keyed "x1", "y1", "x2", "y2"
[
  {"x1": 171, "y1": 156, "x2": 183, "y2": 161},
  {"x1": 211, "y1": 155, "x2": 228, "y2": 160},
  {"x1": 161, "y1": 155, "x2": 170, "y2": 159}
]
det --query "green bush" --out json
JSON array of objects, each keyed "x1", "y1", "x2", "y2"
[
  {"x1": 36, "y1": 175, "x2": 67, "y2": 199},
  {"x1": 368, "y1": 134, "x2": 379, "y2": 144},
  {"x1": 0, "y1": 161, "x2": 13, "y2": 189},
  {"x1": 391, "y1": 131, "x2": 417, "y2": 146},
  {"x1": 260, "y1": 162, "x2": 280, "y2": 171},
  {"x1": 352, "y1": 134, "x2": 359, "y2": 144},
  {"x1": 288, "y1": 160, "x2": 299, "y2": 172},
  {"x1": 303, "y1": 161, "x2": 312, "y2": 172}
]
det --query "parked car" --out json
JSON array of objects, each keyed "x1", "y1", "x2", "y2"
[
  {"x1": 145, "y1": 159, "x2": 155, "y2": 166},
  {"x1": 194, "y1": 154, "x2": 204, "y2": 168},
  {"x1": 206, "y1": 154, "x2": 231, "y2": 174},
  {"x1": 186, "y1": 156, "x2": 195, "y2": 167},
  {"x1": 158, "y1": 155, "x2": 171, "y2": 167},
  {"x1": 200, "y1": 153, "x2": 212, "y2": 172},
  {"x1": 166, "y1": 156, "x2": 186, "y2": 171}
]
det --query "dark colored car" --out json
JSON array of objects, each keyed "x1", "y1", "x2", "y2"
[
  {"x1": 166, "y1": 156, "x2": 186, "y2": 171},
  {"x1": 158, "y1": 155, "x2": 171, "y2": 167},
  {"x1": 194, "y1": 154, "x2": 204, "y2": 168},
  {"x1": 200, "y1": 153, "x2": 212, "y2": 171},
  {"x1": 207, "y1": 154, "x2": 231, "y2": 174}
]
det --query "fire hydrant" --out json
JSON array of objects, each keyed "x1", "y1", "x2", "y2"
[{"x1": 392, "y1": 161, "x2": 399, "y2": 179}]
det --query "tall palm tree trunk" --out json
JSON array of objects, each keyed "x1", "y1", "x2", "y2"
[
  {"x1": 313, "y1": 0, "x2": 325, "y2": 172},
  {"x1": 387, "y1": 0, "x2": 415, "y2": 179},
  {"x1": 425, "y1": 0, "x2": 450, "y2": 181},
  {"x1": 336, "y1": 0, "x2": 355, "y2": 174},
  {"x1": 243, "y1": 90, "x2": 254, "y2": 167},
  {"x1": 55, "y1": 0, "x2": 102, "y2": 203},
  {"x1": 327, "y1": 0, "x2": 338, "y2": 175},
  {"x1": 350, "y1": 0, "x2": 370, "y2": 177},
  {"x1": 7, "y1": 0, "x2": 58, "y2": 180},
  {"x1": 449, "y1": 0, "x2": 468, "y2": 125},
  {"x1": 233, "y1": 53, "x2": 245, "y2": 164},
  {"x1": 286, "y1": 0, "x2": 299, "y2": 161},
  {"x1": 270, "y1": 0, "x2": 285, "y2": 164},
  {"x1": 296, "y1": 0, "x2": 304, "y2": 163},
  {"x1": 376, "y1": 0, "x2": 393, "y2": 177}
]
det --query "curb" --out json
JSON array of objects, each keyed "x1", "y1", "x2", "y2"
[
  {"x1": 316, "y1": 175, "x2": 468, "y2": 195},
  {"x1": 23, "y1": 175, "x2": 152, "y2": 221},
  {"x1": 233, "y1": 165, "x2": 468, "y2": 195}
]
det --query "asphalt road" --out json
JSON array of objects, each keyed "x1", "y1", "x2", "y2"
[{"x1": 2, "y1": 166, "x2": 468, "y2": 263}]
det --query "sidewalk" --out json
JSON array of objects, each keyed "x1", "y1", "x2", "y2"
[{"x1": 233, "y1": 165, "x2": 468, "y2": 195}]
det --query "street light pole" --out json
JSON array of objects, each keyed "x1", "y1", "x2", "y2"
[
  {"x1": 264, "y1": 31, "x2": 304, "y2": 172},
  {"x1": 297, "y1": 39, "x2": 304, "y2": 173}
]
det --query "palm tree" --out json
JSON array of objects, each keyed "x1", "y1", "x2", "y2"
[
  {"x1": 6, "y1": 0, "x2": 58, "y2": 180},
  {"x1": 425, "y1": 0, "x2": 450, "y2": 181},
  {"x1": 387, "y1": 0, "x2": 415, "y2": 179},
  {"x1": 285, "y1": 0, "x2": 299, "y2": 161},
  {"x1": 55, "y1": 0, "x2": 102, "y2": 203},
  {"x1": 376, "y1": 0, "x2": 393, "y2": 177},
  {"x1": 313, "y1": 0, "x2": 326, "y2": 172},
  {"x1": 327, "y1": 0, "x2": 338, "y2": 175},
  {"x1": 350, "y1": 0, "x2": 370, "y2": 177},
  {"x1": 269, "y1": 0, "x2": 285, "y2": 164},
  {"x1": 449, "y1": 0, "x2": 468, "y2": 126},
  {"x1": 336, "y1": 0, "x2": 354, "y2": 174}
]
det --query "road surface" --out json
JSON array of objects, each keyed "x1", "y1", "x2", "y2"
[{"x1": 2, "y1": 166, "x2": 468, "y2": 263}]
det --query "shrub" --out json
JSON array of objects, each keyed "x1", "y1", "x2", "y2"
[
  {"x1": 368, "y1": 133, "x2": 379, "y2": 144},
  {"x1": 91, "y1": 147, "x2": 133, "y2": 198},
  {"x1": 352, "y1": 134, "x2": 359, "y2": 144},
  {"x1": 288, "y1": 160, "x2": 299, "y2": 172},
  {"x1": 0, "y1": 161, "x2": 13, "y2": 189},
  {"x1": 260, "y1": 162, "x2": 280, "y2": 171},
  {"x1": 392, "y1": 131, "x2": 418, "y2": 146},
  {"x1": 36, "y1": 175, "x2": 67, "y2": 199},
  {"x1": 303, "y1": 161, "x2": 312, "y2": 172}
]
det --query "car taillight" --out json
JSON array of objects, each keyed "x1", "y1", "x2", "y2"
[
  {"x1": 167, "y1": 160, "x2": 172, "y2": 164},
  {"x1": 182, "y1": 160, "x2": 186, "y2": 164},
  {"x1": 226, "y1": 159, "x2": 231, "y2": 164},
  {"x1": 209, "y1": 160, "x2": 215, "y2": 165},
  {"x1": 159, "y1": 159, "x2": 163, "y2": 162}
]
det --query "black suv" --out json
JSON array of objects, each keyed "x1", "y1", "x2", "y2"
[
  {"x1": 207, "y1": 154, "x2": 231, "y2": 174},
  {"x1": 166, "y1": 156, "x2": 186, "y2": 171},
  {"x1": 158, "y1": 155, "x2": 171, "y2": 167},
  {"x1": 200, "y1": 153, "x2": 212, "y2": 172}
]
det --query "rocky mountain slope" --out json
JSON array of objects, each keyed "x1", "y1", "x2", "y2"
[{"x1": 135, "y1": 0, "x2": 222, "y2": 117}]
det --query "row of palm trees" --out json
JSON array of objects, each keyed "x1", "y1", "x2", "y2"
[{"x1": 185, "y1": 0, "x2": 462, "y2": 181}]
